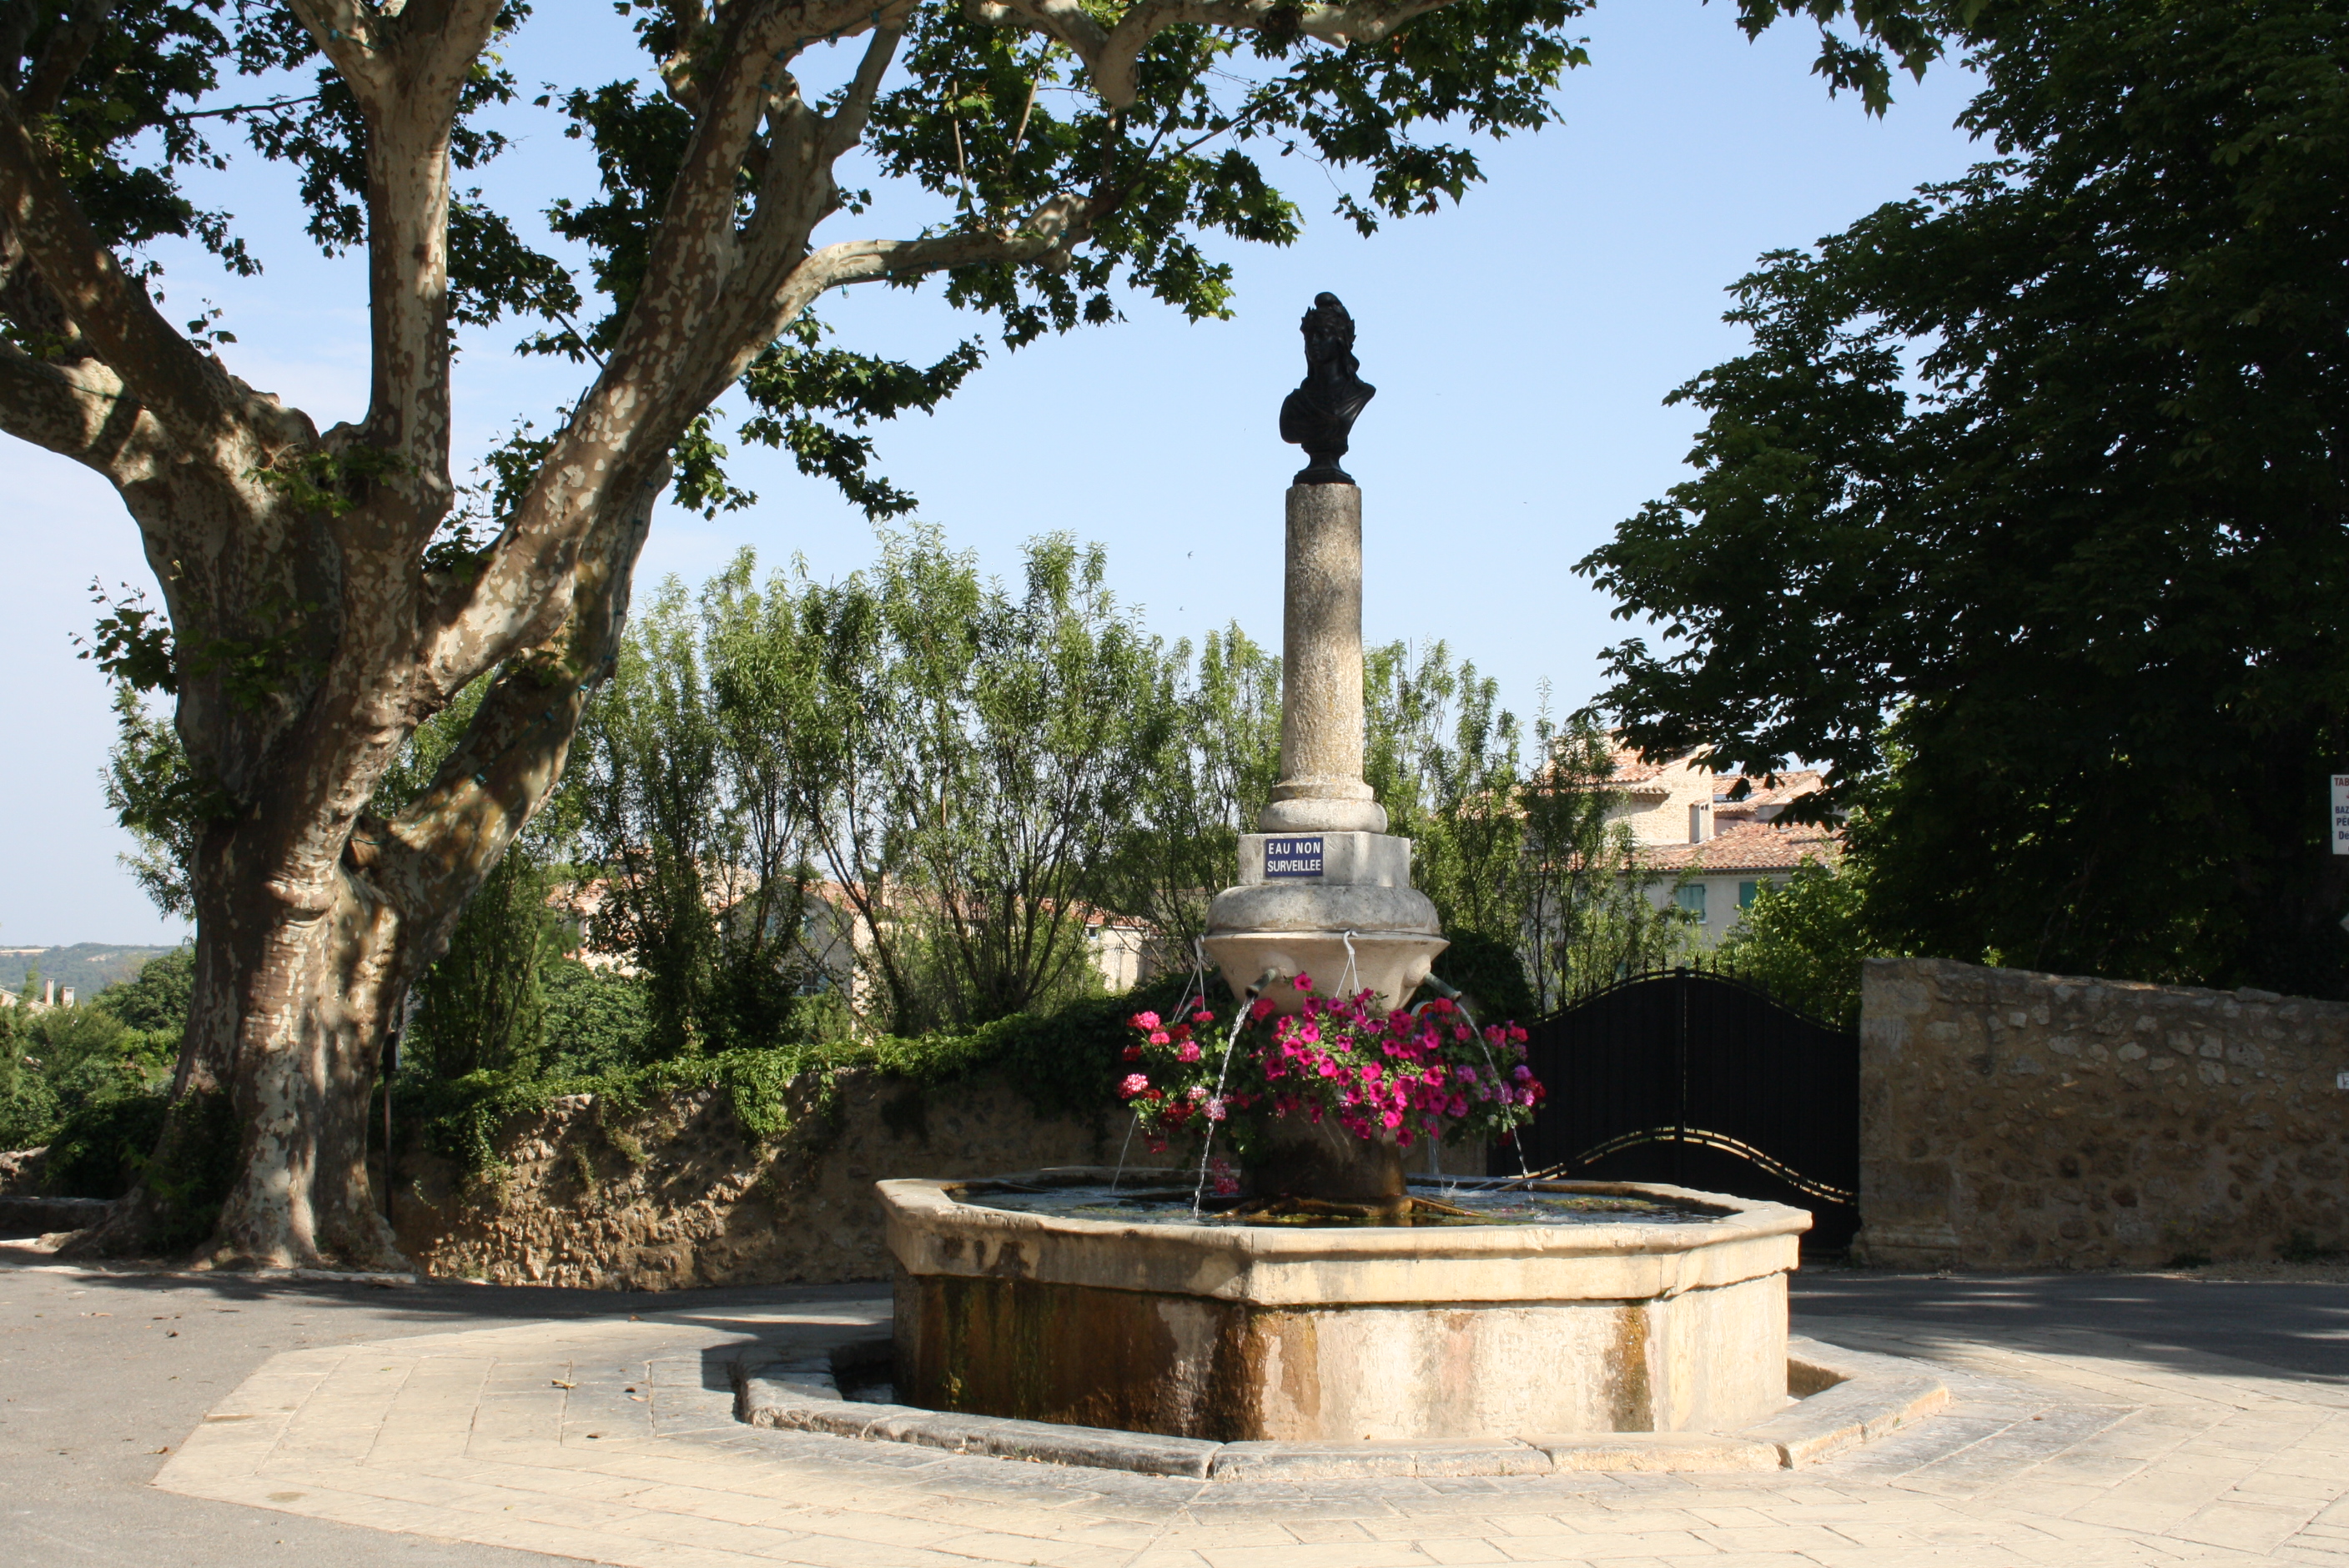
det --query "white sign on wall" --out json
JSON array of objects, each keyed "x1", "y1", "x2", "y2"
[{"x1": 2333, "y1": 776, "x2": 2349, "y2": 854}]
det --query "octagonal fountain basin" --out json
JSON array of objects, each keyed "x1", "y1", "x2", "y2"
[{"x1": 879, "y1": 1168, "x2": 1811, "y2": 1444}]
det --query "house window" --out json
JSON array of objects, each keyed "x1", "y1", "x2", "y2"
[
  {"x1": 1738, "y1": 880, "x2": 1764, "y2": 909},
  {"x1": 1674, "y1": 883, "x2": 1708, "y2": 921}
]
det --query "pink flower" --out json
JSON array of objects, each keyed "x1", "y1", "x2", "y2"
[
  {"x1": 1119, "y1": 1073, "x2": 1149, "y2": 1098},
  {"x1": 1131, "y1": 1011, "x2": 1161, "y2": 1029},
  {"x1": 1193, "y1": 1011, "x2": 1216, "y2": 1025},
  {"x1": 1250, "y1": 997, "x2": 1275, "y2": 1022},
  {"x1": 1177, "y1": 1041, "x2": 1201, "y2": 1063},
  {"x1": 1149, "y1": 1030, "x2": 1171, "y2": 1045},
  {"x1": 1188, "y1": 1084, "x2": 1210, "y2": 1101},
  {"x1": 1292, "y1": 973, "x2": 1314, "y2": 992},
  {"x1": 1512, "y1": 1064, "x2": 1532, "y2": 1082}
]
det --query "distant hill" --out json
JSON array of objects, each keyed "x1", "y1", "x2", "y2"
[{"x1": 0, "y1": 943, "x2": 184, "y2": 1002}]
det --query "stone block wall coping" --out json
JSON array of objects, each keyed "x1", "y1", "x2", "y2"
[
  {"x1": 879, "y1": 1169, "x2": 1812, "y2": 1307},
  {"x1": 732, "y1": 1331, "x2": 1946, "y2": 1480}
]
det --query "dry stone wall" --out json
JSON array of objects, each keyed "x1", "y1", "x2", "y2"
[
  {"x1": 392, "y1": 1070, "x2": 1119, "y2": 1289},
  {"x1": 1854, "y1": 957, "x2": 2349, "y2": 1269}
]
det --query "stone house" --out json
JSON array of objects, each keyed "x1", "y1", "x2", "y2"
[
  {"x1": 0, "y1": 979, "x2": 74, "y2": 1013},
  {"x1": 1605, "y1": 748, "x2": 1841, "y2": 942}
]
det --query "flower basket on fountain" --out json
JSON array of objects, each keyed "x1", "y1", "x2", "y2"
[{"x1": 1117, "y1": 975, "x2": 1542, "y2": 1221}]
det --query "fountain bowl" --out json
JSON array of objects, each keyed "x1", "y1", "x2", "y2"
[{"x1": 880, "y1": 1168, "x2": 1810, "y2": 1444}]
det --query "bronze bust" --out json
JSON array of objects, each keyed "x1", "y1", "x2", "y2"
[{"x1": 1280, "y1": 292, "x2": 1375, "y2": 485}]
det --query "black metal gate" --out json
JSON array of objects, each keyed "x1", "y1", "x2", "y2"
[{"x1": 1493, "y1": 967, "x2": 1860, "y2": 1249}]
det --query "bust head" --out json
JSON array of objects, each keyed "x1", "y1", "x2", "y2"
[{"x1": 1300, "y1": 292, "x2": 1356, "y2": 371}]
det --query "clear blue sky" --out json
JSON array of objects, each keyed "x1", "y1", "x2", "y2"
[{"x1": 0, "y1": 3, "x2": 1982, "y2": 946}]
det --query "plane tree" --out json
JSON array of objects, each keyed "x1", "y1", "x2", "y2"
[{"x1": 0, "y1": 0, "x2": 1934, "y2": 1268}]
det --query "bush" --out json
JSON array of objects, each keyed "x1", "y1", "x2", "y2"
[
  {"x1": 403, "y1": 969, "x2": 1199, "y2": 1173},
  {"x1": 538, "y1": 959, "x2": 657, "y2": 1076},
  {"x1": 1431, "y1": 929, "x2": 1537, "y2": 1027},
  {"x1": 100, "y1": 947, "x2": 194, "y2": 1033},
  {"x1": 43, "y1": 1091, "x2": 172, "y2": 1199},
  {"x1": 0, "y1": 1066, "x2": 58, "y2": 1153},
  {"x1": 1718, "y1": 859, "x2": 1877, "y2": 1029}
]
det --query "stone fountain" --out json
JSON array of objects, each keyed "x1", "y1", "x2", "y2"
[{"x1": 875, "y1": 297, "x2": 1809, "y2": 1447}]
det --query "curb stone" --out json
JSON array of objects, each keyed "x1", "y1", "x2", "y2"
[{"x1": 732, "y1": 1330, "x2": 1949, "y2": 1479}]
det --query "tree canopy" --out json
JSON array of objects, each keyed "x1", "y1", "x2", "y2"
[{"x1": 1581, "y1": 0, "x2": 2349, "y2": 995}]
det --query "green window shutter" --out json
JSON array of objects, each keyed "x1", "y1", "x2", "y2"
[
  {"x1": 1674, "y1": 883, "x2": 1708, "y2": 920},
  {"x1": 1738, "y1": 879, "x2": 1762, "y2": 908}
]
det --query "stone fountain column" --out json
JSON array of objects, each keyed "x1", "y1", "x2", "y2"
[{"x1": 1201, "y1": 294, "x2": 1446, "y2": 1035}]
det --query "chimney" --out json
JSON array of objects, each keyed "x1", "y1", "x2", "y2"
[
  {"x1": 43, "y1": 979, "x2": 55, "y2": 1007},
  {"x1": 1688, "y1": 802, "x2": 1712, "y2": 844},
  {"x1": 61, "y1": 987, "x2": 74, "y2": 1008}
]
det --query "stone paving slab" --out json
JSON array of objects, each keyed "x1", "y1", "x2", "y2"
[{"x1": 142, "y1": 1294, "x2": 2349, "y2": 1566}]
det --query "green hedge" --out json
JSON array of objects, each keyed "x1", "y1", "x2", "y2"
[{"x1": 400, "y1": 971, "x2": 1198, "y2": 1173}]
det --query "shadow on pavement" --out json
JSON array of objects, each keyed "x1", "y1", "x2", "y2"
[{"x1": 1793, "y1": 1265, "x2": 2349, "y2": 1383}]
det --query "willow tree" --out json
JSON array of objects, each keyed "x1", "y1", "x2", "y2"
[{"x1": 0, "y1": 0, "x2": 1934, "y2": 1268}]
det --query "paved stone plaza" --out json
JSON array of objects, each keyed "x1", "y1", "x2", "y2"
[{"x1": 2, "y1": 1259, "x2": 2343, "y2": 1566}]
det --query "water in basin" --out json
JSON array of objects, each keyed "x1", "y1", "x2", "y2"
[{"x1": 954, "y1": 1177, "x2": 1731, "y2": 1228}]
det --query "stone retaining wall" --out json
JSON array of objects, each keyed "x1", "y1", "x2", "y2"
[
  {"x1": 1854, "y1": 957, "x2": 2349, "y2": 1269},
  {"x1": 392, "y1": 1070, "x2": 1119, "y2": 1289}
]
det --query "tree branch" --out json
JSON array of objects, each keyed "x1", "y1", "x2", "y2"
[
  {"x1": 283, "y1": 0, "x2": 508, "y2": 515},
  {"x1": 973, "y1": 0, "x2": 1458, "y2": 108},
  {"x1": 966, "y1": 0, "x2": 1109, "y2": 76},
  {"x1": 387, "y1": 476, "x2": 659, "y2": 960},
  {"x1": 824, "y1": 18, "x2": 906, "y2": 160},
  {"x1": 787, "y1": 193, "x2": 1095, "y2": 306},
  {"x1": 0, "y1": 339, "x2": 130, "y2": 463},
  {"x1": 20, "y1": 0, "x2": 110, "y2": 117},
  {"x1": 0, "y1": 88, "x2": 235, "y2": 437},
  {"x1": 281, "y1": 0, "x2": 391, "y2": 93}
]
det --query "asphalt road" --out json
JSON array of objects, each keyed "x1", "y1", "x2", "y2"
[
  {"x1": 1791, "y1": 1264, "x2": 2349, "y2": 1382},
  {"x1": 1, "y1": 1253, "x2": 2341, "y2": 1565}
]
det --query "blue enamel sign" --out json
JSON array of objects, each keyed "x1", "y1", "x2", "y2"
[{"x1": 1265, "y1": 836, "x2": 1325, "y2": 878}]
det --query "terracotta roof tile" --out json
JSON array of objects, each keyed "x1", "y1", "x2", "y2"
[
  {"x1": 1715, "y1": 769, "x2": 1825, "y2": 811},
  {"x1": 1642, "y1": 820, "x2": 1842, "y2": 873}
]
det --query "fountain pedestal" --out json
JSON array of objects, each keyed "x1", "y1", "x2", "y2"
[{"x1": 1203, "y1": 483, "x2": 1445, "y2": 1013}]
